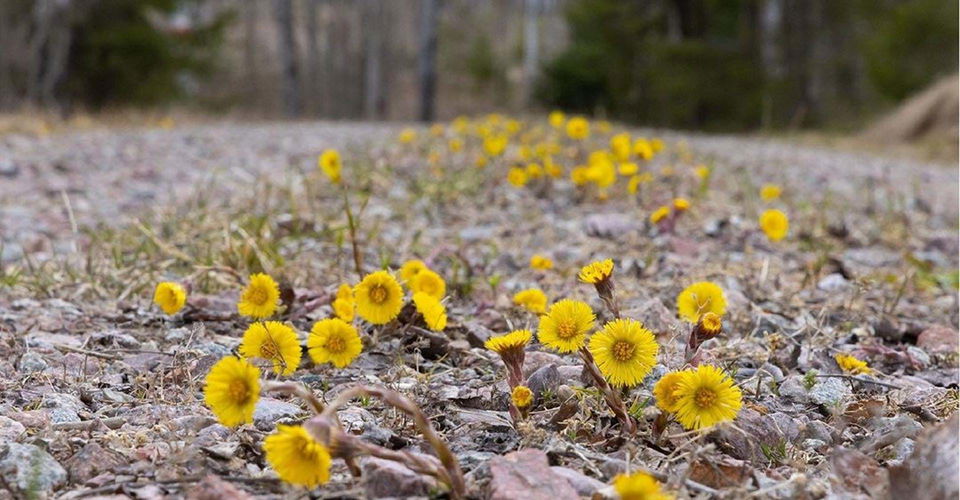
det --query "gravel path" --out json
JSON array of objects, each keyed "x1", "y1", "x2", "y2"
[{"x1": 1, "y1": 121, "x2": 955, "y2": 262}]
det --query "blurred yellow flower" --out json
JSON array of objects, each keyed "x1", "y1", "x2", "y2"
[
  {"x1": 333, "y1": 283, "x2": 355, "y2": 321},
  {"x1": 548, "y1": 110, "x2": 566, "y2": 129},
  {"x1": 650, "y1": 206, "x2": 670, "y2": 224},
  {"x1": 566, "y1": 117, "x2": 590, "y2": 140},
  {"x1": 204, "y1": 356, "x2": 260, "y2": 427},
  {"x1": 571, "y1": 166, "x2": 591, "y2": 186},
  {"x1": 511, "y1": 385, "x2": 533, "y2": 409},
  {"x1": 398, "y1": 128, "x2": 417, "y2": 144},
  {"x1": 507, "y1": 167, "x2": 529, "y2": 187},
  {"x1": 429, "y1": 123, "x2": 444, "y2": 136},
  {"x1": 413, "y1": 292, "x2": 447, "y2": 331},
  {"x1": 578, "y1": 259, "x2": 613, "y2": 284},
  {"x1": 318, "y1": 149, "x2": 342, "y2": 183},
  {"x1": 676, "y1": 281, "x2": 726, "y2": 323},
  {"x1": 526, "y1": 163, "x2": 544, "y2": 179},
  {"x1": 610, "y1": 133, "x2": 632, "y2": 161},
  {"x1": 618, "y1": 162, "x2": 639, "y2": 176},
  {"x1": 153, "y1": 282, "x2": 186, "y2": 315},
  {"x1": 448, "y1": 138, "x2": 463, "y2": 152},
  {"x1": 759, "y1": 209, "x2": 789, "y2": 242},
  {"x1": 633, "y1": 139, "x2": 653, "y2": 160},
  {"x1": 653, "y1": 370, "x2": 688, "y2": 413},
  {"x1": 694, "y1": 165, "x2": 711, "y2": 180},
  {"x1": 650, "y1": 138, "x2": 665, "y2": 152},
  {"x1": 760, "y1": 184, "x2": 782, "y2": 201},
  {"x1": 410, "y1": 268, "x2": 446, "y2": 300},
  {"x1": 673, "y1": 198, "x2": 690, "y2": 211},
  {"x1": 613, "y1": 471, "x2": 672, "y2": 500},
  {"x1": 483, "y1": 135, "x2": 508, "y2": 157},
  {"x1": 239, "y1": 321, "x2": 302, "y2": 376},
  {"x1": 513, "y1": 288, "x2": 548, "y2": 314},
  {"x1": 263, "y1": 425, "x2": 331, "y2": 487},
  {"x1": 400, "y1": 259, "x2": 428, "y2": 283},
  {"x1": 530, "y1": 254, "x2": 554, "y2": 270},
  {"x1": 835, "y1": 353, "x2": 872, "y2": 375}
]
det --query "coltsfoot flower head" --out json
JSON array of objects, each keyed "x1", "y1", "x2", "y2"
[
  {"x1": 485, "y1": 329, "x2": 532, "y2": 355},
  {"x1": 318, "y1": 149, "x2": 342, "y2": 183},
  {"x1": 308, "y1": 318, "x2": 362, "y2": 368},
  {"x1": 676, "y1": 281, "x2": 726, "y2": 323},
  {"x1": 263, "y1": 424, "x2": 332, "y2": 488},
  {"x1": 239, "y1": 321, "x2": 302, "y2": 375},
  {"x1": 409, "y1": 268, "x2": 446, "y2": 300},
  {"x1": 413, "y1": 292, "x2": 448, "y2": 331},
  {"x1": 511, "y1": 385, "x2": 534, "y2": 409},
  {"x1": 355, "y1": 271, "x2": 404, "y2": 324},
  {"x1": 483, "y1": 135, "x2": 508, "y2": 157},
  {"x1": 238, "y1": 273, "x2": 281, "y2": 319},
  {"x1": 399, "y1": 128, "x2": 417, "y2": 144},
  {"x1": 653, "y1": 370, "x2": 689, "y2": 414},
  {"x1": 618, "y1": 162, "x2": 639, "y2": 176},
  {"x1": 507, "y1": 167, "x2": 529, "y2": 187},
  {"x1": 548, "y1": 110, "x2": 566, "y2": 128},
  {"x1": 578, "y1": 259, "x2": 614, "y2": 284},
  {"x1": 694, "y1": 165, "x2": 711, "y2": 179},
  {"x1": 530, "y1": 254, "x2": 554, "y2": 270},
  {"x1": 760, "y1": 184, "x2": 782, "y2": 201},
  {"x1": 673, "y1": 198, "x2": 690, "y2": 212},
  {"x1": 566, "y1": 116, "x2": 590, "y2": 140},
  {"x1": 650, "y1": 206, "x2": 670, "y2": 225},
  {"x1": 513, "y1": 288, "x2": 548, "y2": 314},
  {"x1": 673, "y1": 364, "x2": 742, "y2": 430},
  {"x1": 589, "y1": 319, "x2": 659, "y2": 387},
  {"x1": 835, "y1": 353, "x2": 872, "y2": 375},
  {"x1": 153, "y1": 282, "x2": 186, "y2": 315},
  {"x1": 333, "y1": 283, "x2": 355, "y2": 321},
  {"x1": 538, "y1": 299, "x2": 596, "y2": 353},
  {"x1": 759, "y1": 209, "x2": 789, "y2": 242},
  {"x1": 633, "y1": 139, "x2": 654, "y2": 160},
  {"x1": 400, "y1": 259, "x2": 428, "y2": 283},
  {"x1": 612, "y1": 471, "x2": 672, "y2": 500},
  {"x1": 204, "y1": 356, "x2": 260, "y2": 427}
]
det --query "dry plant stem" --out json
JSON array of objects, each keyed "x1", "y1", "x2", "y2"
[
  {"x1": 261, "y1": 381, "x2": 362, "y2": 477},
  {"x1": 341, "y1": 187, "x2": 364, "y2": 278},
  {"x1": 321, "y1": 385, "x2": 466, "y2": 499},
  {"x1": 594, "y1": 279, "x2": 620, "y2": 319},
  {"x1": 577, "y1": 347, "x2": 637, "y2": 435}
]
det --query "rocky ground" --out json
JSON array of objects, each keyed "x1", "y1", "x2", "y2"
[{"x1": 0, "y1": 120, "x2": 957, "y2": 499}]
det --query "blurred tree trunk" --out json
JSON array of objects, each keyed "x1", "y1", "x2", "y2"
[
  {"x1": 274, "y1": 0, "x2": 300, "y2": 117},
  {"x1": 523, "y1": 0, "x2": 540, "y2": 107},
  {"x1": 363, "y1": 0, "x2": 384, "y2": 119},
  {"x1": 306, "y1": 0, "x2": 321, "y2": 116},
  {"x1": 418, "y1": 0, "x2": 439, "y2": 122}
]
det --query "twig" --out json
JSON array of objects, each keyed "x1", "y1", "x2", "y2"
[
  {"x1": 53, "y1": 417, "x2": 126, "y2": 431},
  {"x1": 342, "y1": 188, "x2": 364, "y2": 278},
  {"x1": 815, "y1": 374, "x2": 902, "y2": 389},
  {"x1": 52, "y1": 344, "x2": 121, "y2": 360}
]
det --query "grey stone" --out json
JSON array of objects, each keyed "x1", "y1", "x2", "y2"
[
  {"x1": 0, "y1": 443, "x2": 68, "y2": 496},
  {"x1": 252, "y1": 398, "x2": 302, "y2": 431},
  {"x1": 890, "y1": 414, "x2": 958, "y2": 499},
  {"x1": 527, "y1": 364, "x2": 561, "y2": 400},
  {"x1": 778, "y1": 375, "x2": 809, "y2": 401},
  {"x1": 817, "y1": 273, "x2": 851, "y2": 292},
  {"x1": 550, "y1": 466, "x2": 605, "y2": 497},
  {"x1": 488, "y1": 449, "x2": 578, "y2": 500},
  {"x1": 805, "y1": 420, "x2": 835, "y2": 444},
  {"x1": 18, "y1": 351, "x2": 47, "y2": 373},
  {"x1": 361, "y1": 455, "x2": 437, "y2": 498},
  {"x1": 0, "y1": 416, "x2": 25, "y2": 442},
  {"x1": 802, "y1": 438, "x2": 828, "y2": 450},
  {"x1": 808, "y1": 377, "x2": 851, "y2": 406}
]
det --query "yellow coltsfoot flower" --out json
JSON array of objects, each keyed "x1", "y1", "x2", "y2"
[
  {"x1": 263, "y1": 425, "x2": 332, "y2": 487},
  {"x1": 589, "y1": 319, "x2": 659, "y2": 387},
  {"x1": 153, "y1": 282, "x2": 186, "y2": 315},
  {"x1": 530, "y1": 254, "x2": 554, "y2": 270},
  {"x1": 318, "y1": 149, "x2": 342, "y2": 184},
  {"x1": 760, "y1": 184, "x2": 782, "y2": 201},
  {"x1": 653, "y1": 370, "x2": 689, "y2": 414},
  {"x1": 413, "y1": 292, "x2": 448, "y2": 331},
  {"x1": 566, "y1": 116, "x2": 590, "y2": 140},
  {"x1": 203, "y1": 356, "x2": 261, "y2": 427},
  {"x1": 537, "y1": 299, "x2": 596, "y2": 353},
  {"x1": 238, "y1": 273, "x2": 281, "y2": 319},
  {"x1": 511, "y1": 385, "x2": 534, "y2": 410},
  {"x1": 513, "y1": 288, "x2": 548, "y2": 314},
  {"x1": 400, "y1": 259, "x2": 428, "y2": 283},
  {"x1": 676, "y1": 281, "x2": 726, "y2": 323},
  {"x1": 354, "y1": 271, "x2": 404, "y2": 325},
  {"x1": 239, "y1": 321, "x2": 302, "y2": 376},
  {"x1": 409, "y1": 268, "x2": 446, "y2": 300},
  {"x1": 308, "y1": 318, "x2": 362, "y2": 368},
  {"x1": 759, "y1": 209, "x2": 789, "y2": 242},
  {"x1": 835, "y1": 353, "x2": 873, "y2": 375},
  {"x1": 612, "y1": 471, "x2": 673, "y2": 500},
  {"x1": 672, "y1": 364, "x2": 742, "y2": 430},
  {"x1": 578, "y1": 259, "x2": 614, "y2": 284}
]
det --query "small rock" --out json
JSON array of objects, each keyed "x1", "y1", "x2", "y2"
[
  {"x1": 880, "y1": 437, "x2": 915, "y2": 466},
  {"x1": 802, "y1": 439, "x2": 828, "y2": 450},
  {"x1": 361, "y1": 455, "x2": 438, "y2": 498},
  {"x1": 42, "y1": 393, "x2": 85, "y2": 424},
  {"x1": 778, "y1": 375, "x2": 809, "y2": 401},
  {"x1": 688, "y1": 456, "x2": 751, "y2": 488},
  {"x1": 916, "y1": 325, "x2": 959, "y2": 354},
  {"x1": 527, "y1": 364, "x2": 561, "y2": 400},
  {"x1": 186, "y1": 474, "x2": 253, "y2": 500},
  {"x1": 817, "y1": 273, "x2": 850, "y2": 292},
  {"x1": 550, "y1": 466, "x2": 605, "y2": 496},
  {"x1": 829, "y1": 447, "x2": 889, "y2": 498},
  {"x1": 862, "y1": 415, "x2": 922, "y2": 453},
  {"x1": 0, "y1": 443, "x2": 68, "y2": 496},
  {"x1": 804, "y1": 420, "x2": 834, "y2": 444},
  {"x1": 0, "y1": 416, "x2": 25, "y2": 442},
  {"x1": 584, "y1": 213, "x2": 637, "y2": 238},
  {"x1": 18, "y1": 351, "x2": 47, "y2": 373},
  {"x1": 808, "y1": 377, "x2": 851, "y2": 406},
  {"x1": 890, "y1": 414, "x2": 959, "y2": 498},
  {"x1": 63, "y1": 442, "x2": 125, "y2": 482},
  {"x1": 523, "y1": 351, "x2": 568, "y2": 377},
  {"x1": 710, "y1": 409, "x2": 798, "y2": 462},
  {"x1": 488, "y1": 449, "x2": 578, "y2": 500},
  {"x1": 253, "y1": 398, "x2": 302, "y2": 431}
]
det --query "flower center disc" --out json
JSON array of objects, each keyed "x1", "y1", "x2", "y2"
[
  {"x1": 247, "y1": 287, "x2": 268, "y2": 306},
  {"x1": 694, "y1": 388, "x2": 717, "y2": 409},
  {"x1": 556, "y1": 321, "x2": 578, "y2": 339},
  {"x1": 611, "y1": 340, "x2": 635, "y2": 361},
  {"x1": 228, "y1": 379, "x2": 249, "y2": 403},
  {"x1": 326, "y1": 335, "x2": 346, "y2": 353},
  {"x1": 260, "y1": 340, "x2": 278, "y2": 360},
  {"x1": 369, "y1": 285, "x2": 388, "y2": 304}
]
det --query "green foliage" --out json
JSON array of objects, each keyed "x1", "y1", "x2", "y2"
[
  {"x1": 67, "y1": 0, "x2": 230, "y2": 107},
  {"x1": 862, "y1": 0, "x2": 959, "y2": 101}
]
